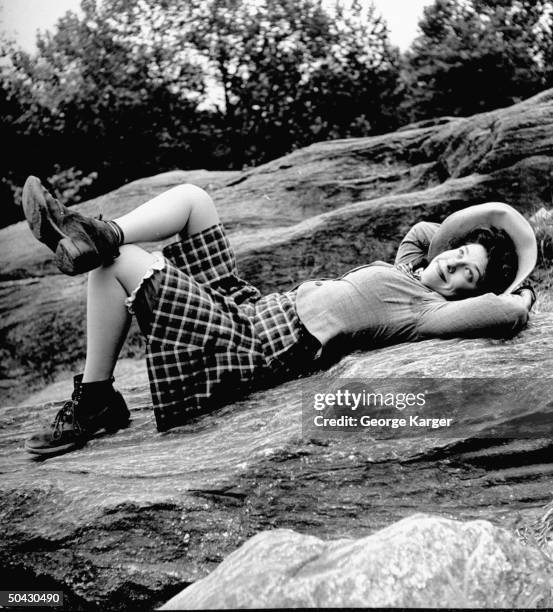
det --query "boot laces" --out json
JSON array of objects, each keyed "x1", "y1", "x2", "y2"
[{"x1": 52, "y1": 388, "x2": 84, "y2": 440}]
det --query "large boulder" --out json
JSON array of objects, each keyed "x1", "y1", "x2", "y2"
[
  {"x1": 2, "y1": 90, "x2": 553, "y2": 401},
  {"x1": 4, "y1": 90, "x2": 553, "y2": 282},
  {"x1": 161, "y1": 515, "x2": 553, "y2": 609},
  {"x1": 1, "y1": 90, "x2": 553, "y2": 609},
  {"x1": 1, "y1": 316, "x2": 553, "y2": 609}
]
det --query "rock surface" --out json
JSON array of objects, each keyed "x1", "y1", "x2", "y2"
[
  {"x1": 1, "y1": 91, "x2": 553, "y2": 609},
  {"x1": 2, "y1": 316, "x2": 553, "y2": 609},
  {"x1": 161, "y1": 515, "x2": 552, "y2": 609},
  {"x1": 2, "y1": 89, "x2": 553, "y2": 401}
]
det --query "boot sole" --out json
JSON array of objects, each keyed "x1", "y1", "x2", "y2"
[
  {"x1": 21, "y1": 176, "x2": 66, "y2": 253},
  {"x1": 25, "y1": 439, "x2": 85, "y2": 456},
  {"x1": 25, "y1": 419, "x2": 130, "y2": 457},
  {"x1": 21, "y1": 177, "x2": 102, "y2": 276}
]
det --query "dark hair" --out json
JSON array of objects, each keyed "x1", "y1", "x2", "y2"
[{"x1": 449, "y1": 225, "x2": 517, "y2": 295}]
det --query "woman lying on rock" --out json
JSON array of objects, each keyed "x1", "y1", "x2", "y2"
[{"x1": 20, "y1": 177, "x2": 538, "y2": 457}]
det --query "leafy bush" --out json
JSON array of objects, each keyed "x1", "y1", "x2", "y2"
[{"x1": 46, "y1": 167, "x2": 98, "y2": 206}]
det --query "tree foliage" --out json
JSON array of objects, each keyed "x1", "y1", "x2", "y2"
[
  {"x1": 3, "y1": 0, "x2": 553, "y2": 228},
  {"x1": 3, "y1": 0, "x2": 206, "y2": 195},
  {"x1": 400, "y1": 0, "x2": 553, "y2": 122},
  {"x1": 175, "y1": 0, "x2": 400, "y2": 164},
  {"x1": 1, "y1": 0, "x2": 400, "y2": 224}
]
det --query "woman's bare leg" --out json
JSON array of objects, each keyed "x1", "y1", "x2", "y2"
[
  {"x1": 83, "y1": 183, "x2": 221, "y2": 382},
  {"x1": 83, "y1": 245, "x2": 158, "y2": 382},
  {"x1": 114, "y1": 184, "x2": 220, "y2": 244}
]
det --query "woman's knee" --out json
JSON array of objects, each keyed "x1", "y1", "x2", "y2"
[
  {"x1": 92, "y1": 245, "x2": 157, "y2": 293},
  {"x1": 88, "y1": 245, "x2": 137, "y2": 280},
  {"x1": 93, "y1": 244, "x2": 146, "y2": 270},
  {"x1": 176, "y1": 183, "x2": 220, "y2": 236},
  {"x1": 112, "y1": 245, "x2": 156, "y2": 272}
]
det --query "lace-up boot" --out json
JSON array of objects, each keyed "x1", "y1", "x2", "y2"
[
  {"x1": 25, "y1": 374, "x2": 130, "y2": 457},
  {"x1": 21, "y1": 175, "x2": 123, "y2": 275}
]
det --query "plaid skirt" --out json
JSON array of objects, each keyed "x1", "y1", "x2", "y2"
[{"x1": 130, "y1": 224, "x2": 321, "y2": 431}]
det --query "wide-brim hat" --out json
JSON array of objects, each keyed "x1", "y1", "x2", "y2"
[{"x1": 427, "y1": 202, "x2": 537, "y2": 294}]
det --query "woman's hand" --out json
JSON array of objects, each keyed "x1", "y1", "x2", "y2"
[{"x1": 511, "y1": 283, "x2": 537, "y2": 311}]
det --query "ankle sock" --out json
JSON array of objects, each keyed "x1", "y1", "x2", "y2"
[{"x1": 106, "y1": 220, "x2": 125, "y2": 245}]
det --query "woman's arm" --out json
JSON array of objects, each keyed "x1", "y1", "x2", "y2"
[
  {"x1": 417, "y1": 292, "x2": 531, "y2": 339},
  {"x1": 395, "y1": 221, "x2": 441, "y2": 268}
]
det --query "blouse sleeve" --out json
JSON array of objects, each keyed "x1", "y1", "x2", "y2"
[
  {"x1": 395, "y1": 221, "x2": 441, "y2": 268},
  {"x1": 417, "y1": 293, "x2": 529, "y2": 339}
]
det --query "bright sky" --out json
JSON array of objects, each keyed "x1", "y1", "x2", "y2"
[{"x1": 0, "y1": 0, "x2": 434, "y2": 51}]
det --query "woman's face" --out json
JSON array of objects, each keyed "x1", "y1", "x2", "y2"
[{"x1": 420, "y1": 243, "x2": 488, "y2": 298}]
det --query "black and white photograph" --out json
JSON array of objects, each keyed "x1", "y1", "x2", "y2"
[{"x1": 1, "y1": 0, "x2": 553, "y2": 609}]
